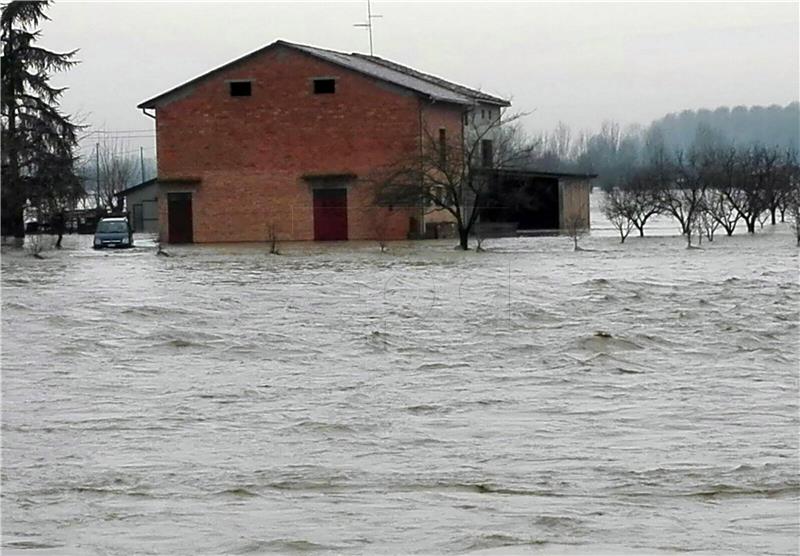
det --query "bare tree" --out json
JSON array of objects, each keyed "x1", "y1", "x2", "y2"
[
  {"x1": 701, "y1": 146, "x2": 741, "y2": 236},
  {"x1": 705, "y1": 187, "x2": 740, "y2": 236},
  {"x1": 564, "y1": 197, "x2": 590, "y2": 250},
  {"x1": 774, "y1": 148, "x2": 798, "y2": 224},
  {"x1": 601, "y1": 187, "x2": 635, "y2": 243},
  {"x1": 697, "y1": 194, "x2": 721, "y2": 241},
  {"x1": 618, "y1": 169, "x2": 662, "y2": 237},
  {"x1": 550, "y1": 121, "x2": 573, "y2": 161},
  {"x1": 790, "y1": 181, "x2": 800, "y2": 246},
  {"x1": 785, "y1": 155, "x2": 800, "y2": 245},
  {"x1": 370, "y1": 207, "x2": 391, "y2": 253},
  {"x1": 265, "y1": 220, "x2": 280, "y2": 255},
  {"x1": 724, "y1": 145, "x2": 776, "y2": 234},
  {"x1": 98, "y1": 136, "x2": 136, "y2": 211},
  {"x1": 658, "y1": 148, "x2": 708, "y2": 245},
  {"x1": 374, "y1": 110, "x2": 535, "y2": 250}
]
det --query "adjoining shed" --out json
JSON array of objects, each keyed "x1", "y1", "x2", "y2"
[
  {"x1": 480, "y1": 169, "x2": 596, "y2": 235},
  {"x1": 115, "y1": 178, "x2": 159, "y2": 233}
]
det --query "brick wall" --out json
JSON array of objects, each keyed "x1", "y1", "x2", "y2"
[{"x1": 154, "y1": 45, "x2": 464, "y2": 243}]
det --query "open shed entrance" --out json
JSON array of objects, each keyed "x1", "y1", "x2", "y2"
[
  {"x1": 167, "y1": 192, "x2": 193, "y2": 243},
  {"x1": 482, "y1": 175, "x2": 560, "y2": 232},
  {"x1": 313, "y1": 188, "x2": 348, "y2": 241},
  {"x1": 516, "y1": 178, "x2": 559, "y2": 231}
]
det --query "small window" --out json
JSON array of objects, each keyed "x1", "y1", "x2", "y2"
[
  {"x1": 438, "y1": 128, "x2": 447, "y2": 167},
  {"x1": 313, "y1": 78, "x2": 336, "y2": 94},
  {"x1": 229, "y1": 81, "x2": 251, "y2": 97}
]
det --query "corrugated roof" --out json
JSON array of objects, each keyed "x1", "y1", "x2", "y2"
[{"x1": 138, "y1": 40, "x2": 510, "y2": 109}]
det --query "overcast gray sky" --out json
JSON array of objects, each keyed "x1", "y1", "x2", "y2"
[{"x1": 40, "y1": 1, "x2": 799, "y2": 158}]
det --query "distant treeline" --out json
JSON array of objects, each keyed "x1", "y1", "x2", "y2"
[
  {"x1": 652, "y1": 103, "x2": 799, "y2": 153},
  {"x1": 525, "y1": 102, "x2": 800, "y2": 189}
]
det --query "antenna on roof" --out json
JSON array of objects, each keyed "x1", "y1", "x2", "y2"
[{"x1": 353, "y1": 0, "x2": 382, "y2": 56}]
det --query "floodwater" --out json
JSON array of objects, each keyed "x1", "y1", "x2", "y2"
[{"x1": 2, "y1": 199, "x2": 798, "y2": 555}]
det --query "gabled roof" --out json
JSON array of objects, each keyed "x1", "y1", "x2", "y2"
[{"x1": 138, "y1": 39, "x2": 510, "y2": 109}]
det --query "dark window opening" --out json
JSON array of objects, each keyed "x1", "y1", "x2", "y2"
[
  {"x1": 481, "y1": 139, "x2": 494, "y2": 168},
  {"x1": 314, "y1": 79, "x2": 336, "y2": 94},
  {"x1": 438, "y1": 128, "x2": 447, "y2": 167},
  {"x1": 229, "y1": 81, "x2": 252, "y2": 97}
]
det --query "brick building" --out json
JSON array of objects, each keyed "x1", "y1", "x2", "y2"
[{"x1": 138, "y1": 40, "x2": 510, "y2": 243}]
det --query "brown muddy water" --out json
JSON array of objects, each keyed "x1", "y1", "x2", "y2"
[{"x1": 2, "y1": 205, "x2": 798, "y2": 555}]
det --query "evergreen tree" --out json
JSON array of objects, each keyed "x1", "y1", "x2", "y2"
[{"x1": 1, "y1": 0, "x2": 80, "y2": 240}]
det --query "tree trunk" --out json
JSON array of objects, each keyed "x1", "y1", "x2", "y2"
[
  {"x1": 458, "y1": 228, "x2": 469, "y2": 250},
  {"x1": 682, "y1": 220, "x2": 691, "y2": 236},
  {"x1": 770, "y1": 207, "x2": 777, "y2": 225},
  {"x1": 2, "y1": 92, "x2": 25, "y2": 239},
  {"x1": 54, "y1": 213, "x2": 65, "y2": 249},
  {"x1": 747, "y1": 218, "x2": 755, "y2": 233}
]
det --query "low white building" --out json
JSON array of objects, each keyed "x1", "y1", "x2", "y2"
[{"x1": 115, "y1": 178, "x2": 159, "y2": 233}]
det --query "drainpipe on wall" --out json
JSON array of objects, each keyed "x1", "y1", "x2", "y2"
[
  {"x1": 141, "y1": 107, "x2": 157, "y2": 179},
  {"x1": 140, "y1": 107, "x2": 160, "y2": 241}
]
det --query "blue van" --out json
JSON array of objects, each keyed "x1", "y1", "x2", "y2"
[{"x1": 93, "y1": 217, "x2": 133, "y2": 249}]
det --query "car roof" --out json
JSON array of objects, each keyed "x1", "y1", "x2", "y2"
[{"x1": 99, "y1": 217, "x2": 128, "y2": 222}]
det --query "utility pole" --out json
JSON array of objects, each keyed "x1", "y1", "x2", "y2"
[
  {"x1": 353, "y1": 0, "x2": 382, "y2": 56},
  {"x1": 140, "y1": 146, "x2": 145, "y2": 183},
  {"x1": 95, "y1": 142, "x2": 101, "y2": 211}
]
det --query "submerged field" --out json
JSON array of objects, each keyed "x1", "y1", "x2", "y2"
[{"x1": 2, "y1": 201, "x2": 798, "y2": 555}]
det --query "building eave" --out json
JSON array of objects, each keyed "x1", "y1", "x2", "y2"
[
  {"x1": 489, "y1": 168, "x2": 599, "y2": 180},
  {"x1": 114, "y1": 178, "x2": 158, "y2": 197}
]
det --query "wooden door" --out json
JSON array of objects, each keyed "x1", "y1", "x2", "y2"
[
  {"x1": 313, "y1": 188, "x2": 347, "y2": 241},
  {"x1": 167, "y1": 192, "x2": 193, "y2": 243}
]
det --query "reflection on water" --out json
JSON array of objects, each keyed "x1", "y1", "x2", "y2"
[{"x1": 2, "y1": 204, "x2": 798, "y2": 555}]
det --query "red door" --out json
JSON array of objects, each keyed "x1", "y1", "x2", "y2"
[
  {"x1": 167, "y1": 192, "x2": 193, "y2": 243},
  {"x1": 313, "y1": 188, "x2": 348, "y2": 241}
]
